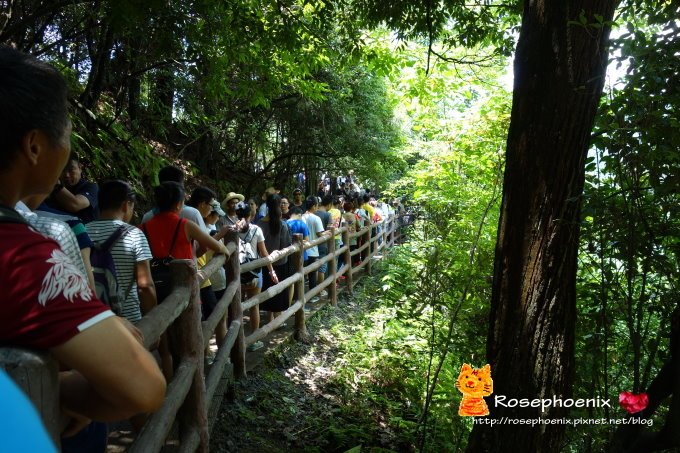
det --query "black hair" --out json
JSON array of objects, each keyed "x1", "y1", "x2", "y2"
[
  {"x1": 333, "y1": 196, "x2": 343, "y2": 206},
  {"x1": 304, "y1": 195, "x2": 318, "y2": 211},
  {"x1": 321, "y1": 195, "x2": 333, "y2": 206},
  {"x1": 266, "y1": 194, "x2": 282, "y2": 235},
  {"x1": 362, "y1": 194, "x2": 370, "y2": 203},
  {"x1": 158, "y1": 165, "x2": 184, "y2": 184},
  {"x1": 235, "y1": 201, "x2": 251, "y2": 220},
  {"x1": 154, "y1": 181, "x2": 184, "y2": 212},
  {"x1": 187, "y1": 186, "x2": 216, "y2": 208},
  {"x1": 0, "y1": 46, "x2": 70, "y2": 171},
  {"x1": 99, "y1": 180, "x2": 135, "y2": 211},
  {"x1": 289, "y1": 206, "x2": 304, "y2": 216}
]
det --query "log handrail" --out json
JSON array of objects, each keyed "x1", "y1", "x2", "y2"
[{"x1": 1, "y1": 213, "x2": 411, "y2": 452}]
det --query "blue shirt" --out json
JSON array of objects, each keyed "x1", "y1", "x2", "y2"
[
  {"x1": 287, "y1": 219, "x2": 310, "y2": 261},
  {"x1": 0, "y1": 370, "x2": 57, "y2": 452}
]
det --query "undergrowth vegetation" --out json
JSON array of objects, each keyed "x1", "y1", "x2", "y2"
[{"x1": 212, "y1": 85, "x2": 509, "y2": 452}]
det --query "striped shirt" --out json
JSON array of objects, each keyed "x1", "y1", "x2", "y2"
[{"x1": 86, "y1": 220, "x2": 153, "y2": 322}]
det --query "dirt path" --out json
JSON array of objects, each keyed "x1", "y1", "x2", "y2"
[{"x1": 210, "y1": 279, "x2": 410, "y2": 453}]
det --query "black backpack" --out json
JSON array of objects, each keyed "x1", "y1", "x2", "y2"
[
  {"x1": 90, "y1": 225, "x2": 134, "y2": 315},
  {"x1": 142, "y1": 219, "x2": 183, "y2": 303}
]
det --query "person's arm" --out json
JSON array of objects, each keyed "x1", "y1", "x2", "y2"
[
  {"x1": 51, "y1": 316, "x2": 166, "y2": 421},
  {"x1": 80, "y1": 247, "x2": 96, "y2": 291},
  {"x1": 182, "y1": 208, "x2": 209, "y2": 257},
  {"x1": 51, "y1": 187, "x2": 91, "y2": 213},
  {"x1": 136, "y1": 260, "x2": 157, "y2": 315},
  {"x1": 212, "y1": 222, "x2": 243, "y2": 242},
  {"x1": 256, "y1": 240, "x2": 279, "y2": 284},
  {"x1": 185, "y1": 220, "x2": 228, "y2": 254}
]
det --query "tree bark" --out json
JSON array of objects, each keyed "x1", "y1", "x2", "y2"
[
  {"x1": 467, "y1": 1, "x2": 619, "y2": 451},
  {"x1": 80, "y1": 20, "x2": 114, "y2": 112}
]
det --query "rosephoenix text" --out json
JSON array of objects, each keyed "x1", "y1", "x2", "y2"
[{"x1": 494, "y1": 395, "x2": 611, "y2": 413}]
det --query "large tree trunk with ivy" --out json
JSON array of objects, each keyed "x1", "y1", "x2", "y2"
[{"x1": 467, "y1": 1, "x2": 619, "y2": 451}]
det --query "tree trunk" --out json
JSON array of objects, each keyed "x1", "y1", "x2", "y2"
[
  {"x1": 152, "y1": 67, "x2": 174, "y2": 139},
  {"x1": 467, "y1": 1, "x2": 619, "y2": 451},
  {"x1": 80, "y1": 22, "x2": 114, "y2": 113}
]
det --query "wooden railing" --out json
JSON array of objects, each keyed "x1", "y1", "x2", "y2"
[{"x1": 0, "y1": 214, "x2": 409, "y2": 452}]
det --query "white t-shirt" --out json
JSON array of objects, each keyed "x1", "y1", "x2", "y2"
[
  {"x1": 302, "y1": 212, "x2": 324, "y2": 258},
  {"x1": 86, "y1": 220, "x2": 153, "y2": 322}
]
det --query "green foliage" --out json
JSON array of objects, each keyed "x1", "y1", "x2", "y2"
[
  {"x1": 5, "y1": 0, "x2": 408, "y2": 196},
  {"x1": 350, "y1": 0, "x2": 519, "y2": 56},
  {"x1": 566, "y1": 2, "x2": 680, "y2": 449},
  {"x1": 360, "y1": 80, "x2": 509, "y2": 450}
]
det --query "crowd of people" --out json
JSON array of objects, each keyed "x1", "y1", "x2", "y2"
[{"x1": 0, "y1": 46, "x2": 406, "y2": 451}]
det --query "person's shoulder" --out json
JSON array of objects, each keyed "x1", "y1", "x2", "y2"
[
  {"x1": 0, "y1": 224, "x2": 78, "y2": 273},
  {"x1": 74, "y1": 179, "x2": 97, "y2": 195},
  {"x1": 85, "y1": 218, "x2": 117, "y2": 234},
  {"x1": 83, "y1": 179, "x2": 98, "y2": 190},
  {"x1": 0, "y1": 221, "x2": 53, "y2": 242},
  {"x1": 141, "y1": 209, "x2": 155, "y2": 223},
  {"x1": 181, "y1": 206, "x2": 205, "y2": 225},
  {"x1": 249, "y1": 223, "x2": 262, "y2": 234},
  {"x1": 182, "y1": 205, "x2": 199, "y2": 217},
  {"x1": 119, "y1": 222, "x2": 146, "y2": 244},
  {"x1": 27, "y1": 213, "x2": 74, "y2": 239}
]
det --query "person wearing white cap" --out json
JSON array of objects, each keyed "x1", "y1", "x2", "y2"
[
  {"x1": 221, "y1": 192, "x2": 244, "y2": 227},
  {"x1": 209, "y1": 199, "x2": 226, "y2": 218}
]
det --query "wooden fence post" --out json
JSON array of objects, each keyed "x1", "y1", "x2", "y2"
[
  {"x1": 342, "y1": 226, "x2": 353, "y2": 294},
  {"x1": 0, "y1": 349, "x2": 60, "y2": 446},
  {"x1": 328, "y1": 227, "x2": 337, "y2": 306},
  {"x1": 291, "y1": 234, "x2": 309, "y2": 341},
  {"x1": 167, "y1": 260, "x2": 209, "y2": 452},
  {"x1": 225, "y1": 230, "x2": 245, "y2": 379}
]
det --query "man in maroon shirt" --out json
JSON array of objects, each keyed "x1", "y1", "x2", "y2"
[{"x1": 0, "y1": 46, "x2": 165, "y2": 442}]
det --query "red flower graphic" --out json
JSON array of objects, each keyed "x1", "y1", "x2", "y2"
[{"x1": 619, "y1": 392, "x2": 649, "y2": 414}]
